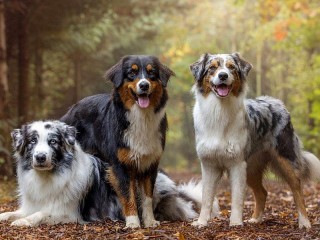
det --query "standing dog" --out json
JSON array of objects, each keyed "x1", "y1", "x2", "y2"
[
  {"x1": 61, "y1": 55, "x2": 174, "y2": 228},
  {"x1": 190, "y1": 52, "x2": 320, "y2": 228},
  {"x1": 0, "y1": 120, "x2": 205, "y2": 226}
]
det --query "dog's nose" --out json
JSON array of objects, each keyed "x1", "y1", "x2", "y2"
[
  {"x1": 35, "y1": 153, "x2": 47, "y2": 163},
  {"x1": 218, "y1": 72, "x2": 228, "y2": 81},
  {"x1": 139, "y1": 81, "x2": 150, "y2": 91}
]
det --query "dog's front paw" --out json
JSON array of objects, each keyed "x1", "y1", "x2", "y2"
[
  {"x1": 0, "y1": 212, "x2": 13, "y2": 221},
  {"x1": 144, "y1": 219, "x2": 160, "y2": 228},
  {"x1": 248, "y1": 217, "x2": 262, "y2": 224},
  {"x1": 124, "y1": 216, "x2": 141, "y2": 229},
  {"x1": 298, "y1": 216, "x2": 311, "y2": 229},
  {"x1": 191, "y1": 219, "x2": 208, "y2": 228},
  {"x1": 11, "y1": 218, "x2": 33, "y2": 227}
]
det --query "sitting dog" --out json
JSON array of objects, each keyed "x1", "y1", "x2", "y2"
[
  {"x1": 0, "y1": 120, "x2": 213, "y2": 226},
  {"x1": 190, "y1": 52, "x2": 320, "y2": 228},
  {"x1": 60, "y1": 55, "x2": 175, "y2": 228}
]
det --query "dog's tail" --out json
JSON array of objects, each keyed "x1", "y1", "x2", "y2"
[
  {"x1": 302, "y1": 151, "x2": 320, "y2": 182},
  {"x1": 153, "y1": 172, "x2": 219, "y2": 221}
]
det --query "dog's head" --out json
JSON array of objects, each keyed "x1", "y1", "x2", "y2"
[
  {"x1": 190, "y1": 53, "x2": 252, "y2": 98},
  {"x1": 105, "y1": 55, "x2": 175, "y2": 109},
  {"x1": 11, "y1": 121, "x2": 77, "y2": 172}
]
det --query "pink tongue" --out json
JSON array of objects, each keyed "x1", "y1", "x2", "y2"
[
  {"x1": 137, "y1": 97, "x2": 150, "y2": 108},
  {"x1": 217, "y1": 85, "x2": 230, "y2": 97}
]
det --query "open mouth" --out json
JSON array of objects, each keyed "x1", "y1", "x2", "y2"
[
  {"x1": 211, "y1": 84, "x2": 233, "y2": 98},
  {"x1": 130, "y1": 89, "x2": 151, "y2": 108}
]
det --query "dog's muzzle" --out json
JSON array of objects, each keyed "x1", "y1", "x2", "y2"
[
  {"x1": 136, "y1": 79, "x2": 151, "y2": 108},
  {"x1": 33, "y1": 152, "x2": 53, "y2": 170}
]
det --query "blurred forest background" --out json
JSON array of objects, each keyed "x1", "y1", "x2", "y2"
[{"x1": 0, "y1": 0, "x2": 319, "y2": 179}]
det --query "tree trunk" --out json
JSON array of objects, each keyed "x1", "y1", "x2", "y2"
[
  {"x1": 0, "y1": 0, "x2": 8, "y2": 116},
  {"x1": 18, "y1": 6, "x2": 30, "y2": 125},
  {"x1": 0, "y1": 0, "x2": 13, "y2": 178}
]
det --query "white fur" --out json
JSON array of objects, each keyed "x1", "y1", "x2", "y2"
[
  {"x1": 192, "y1": 88, "x2": 248, "y2": 227},
  {"x1": 141, "y1": 196, "x2": 160, "y2": 228},
  {"x1": 0, "y1": 121, "x2": 94, "y2": 226},
  {"x1": 177, "y1": 180, "x2": 220, "y2": 218},
  {"x1": 125, "y1": 215, "x2": 141, "y2": 229},
  {"x1": 124, "y1": 105, "x2": 165, "y2": 172}
]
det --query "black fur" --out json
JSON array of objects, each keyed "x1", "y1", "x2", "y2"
[{"x1": 61, "y1": 55, "x2": 175, "y2": 227}]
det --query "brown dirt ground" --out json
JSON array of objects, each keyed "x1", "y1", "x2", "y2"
[{"x1": 0, "y1": 173, "x2": 319, "y2": 240}]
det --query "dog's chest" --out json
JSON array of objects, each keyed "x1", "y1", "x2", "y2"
[
  {"x1": 194, "y1": 95, "x2": 248, "y2": 164},
  {"x1": 123, "y1": 105, "x2": 165, "y2": 170}
]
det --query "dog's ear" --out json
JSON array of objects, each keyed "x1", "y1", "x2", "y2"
[
  {"x1": 105, "y1": 57, "x2": 126, "y2": 88},
  {"x1": 158, "y1": 63, "x2": 175, "y2": 87},
  {"x1": 231, "y1": 53, "x2": 252, "y2": 80},
  {"x1": 11, "y1": 128, "x2": 24, "y2": 152},
  {"x1": 62, "y1": 125, "x2": 77, "y2": 146},
  {"x1": 190, "y1": 53, "x2": 209, "y2": 82}
]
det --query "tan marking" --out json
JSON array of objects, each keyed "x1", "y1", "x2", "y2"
[
  {"x1": 140, "y1": 176, "x2": 153, "y2": 198},
  {"x1": 210, "y1": 59, "x2": 219, "y2": 68},
  {"x1": 118, "y1": 79, "x2": 140, "y2": 109},
  {"x1": 123, "y1": 177, "x2": 138, "y2": 216},
  {"x1": 276, "y1": 156, "x2": 309, "y2": 221},
  {"x1": 230, "y1": 70, "x2": 243, "y2": 97},
  {"x1": 149, "y1": 80, "x2": 164, "y2": 107},
  {"x1": 117, "y1": 148, "x2": 132, "y2": 165},
  {"x1": 247, "y1": 169, "x2": 267, "y2": 220},
  {"x1": 146, "y1": 64, "x2": 153, "y2": 72},
  {"x1": 226, "y1": 60, "x2": 235, "y2": 69},
  {"x1": 131, "y1": 64, "x2": 139, "y2": 71},
  {"x1": 106, "y1": 167, "x2": 138, "y2": 217}
]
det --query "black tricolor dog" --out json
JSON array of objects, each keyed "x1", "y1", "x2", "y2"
[
  {"x1": 0, "y1": 120, "x2": 205, "y2": 226},
  {"x1": 61, "y1": 55, "x2": 175, "y2": 228}
]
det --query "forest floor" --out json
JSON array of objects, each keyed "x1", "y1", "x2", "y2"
[{"x1": 0, "y1": 172, "x2": 319, "y2": 240}]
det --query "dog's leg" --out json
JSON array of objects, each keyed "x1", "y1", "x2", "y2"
[
  {"x1": 192, "y1": 161, "x2": 222, "y2": 228},
  {"x1": 276, "y1": 156, "x2": 311, "y2": 228},
  {"x1": 229, "y1": 161, "x2": 247, "y2": 226},
  {"x1": 246, "y1": 156, "x2": 268, "y2": 224},
  {"x1": 11, "y1": 211, "x2": 48, "y2": 226},
  {"x1": 107, "y1": 167, "x2": 140, "y2": 228},
  {"x1": 140, "y1": 168, "x2": 160, "y2": 228},
  {"x1": 247, "y1": 171, "x2": 267, "y2": 223},
  {"x1": 0, "y1": 210, "x2": 26, "y2": 222}
]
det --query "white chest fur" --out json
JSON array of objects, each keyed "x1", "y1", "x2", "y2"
[
  {"x1": 124, "y1": 105, "x2": 165, "y2": 171},
  {"x1": 193, "y1": 92, "x2": 248, "y2": 167}
]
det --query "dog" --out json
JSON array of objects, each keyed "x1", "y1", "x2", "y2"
[
  {"x1": 0, "y1": 120, "x2": 212, "y2": 226},
  {"x1": 190, "y1": 52, "x2": 320, "y2": 228},
  {"x1": 60, "y1": 55, "x2": 175, "y2": 228}
]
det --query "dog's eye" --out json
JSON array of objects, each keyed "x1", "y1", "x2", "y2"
[
  {"x1": 30, "y1": 138, "x2": 37, "y2": 144},
  {"x1": 128, "y1": 70, "x2": 137, "y2": 78},
  {"x1": 228, "y1": 65, "x2": 235, "y2": 70},
  {"x1": 209, "y1": 65, "x2": 216, "y2": 71},
  {"x1": 49, "y1": 139, "x2": 57, "y2": 145}
]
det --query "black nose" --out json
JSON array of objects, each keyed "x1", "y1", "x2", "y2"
[
  {"x1": 139, "y1": 81, "x2": 149, "y2": 91},
  {"x1": 35, "y1": 153, "x2": 47, "y2": 163},
  {"x1": 218, "y1": 72, "x2": 228, "y2": 81}
]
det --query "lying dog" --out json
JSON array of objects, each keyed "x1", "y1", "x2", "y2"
[
  {"x1": 0, "y1": 120, "x2": 212, "y2": 226},
  {"x1": 61, "y1": 55, "x2": 178, "y2": 228},
  {"x1": 190, "y1": 52, "x2": 320, "y2": 228}
]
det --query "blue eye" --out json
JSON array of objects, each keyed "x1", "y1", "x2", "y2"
[
  {"x1": 30, "y1": 139, "x2": 37, "y2": 144},
  {"x1": 50, "y1": 139, "x2": 57, "y2": 144}
]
